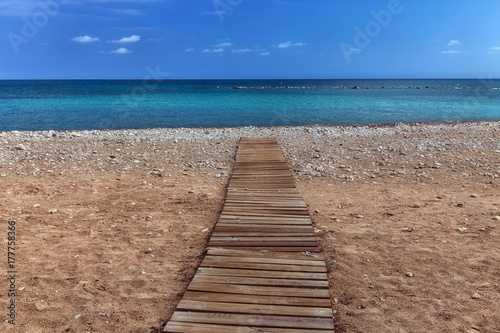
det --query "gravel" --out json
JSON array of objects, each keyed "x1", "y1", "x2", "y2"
[{"x1": 1, "y1": 122, "x2": 499, "y2": 180}]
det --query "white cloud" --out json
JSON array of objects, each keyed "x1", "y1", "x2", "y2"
[
  {"x1": 71, "y1": 35, "x2": 100, "y2": 43},
  {"x1": 185, "y1": 48, "x2": 195, "y2": 52},
  {"x1": 259, "y1": 52, "x2": 270, "y2": 56},
  {"x1": 214, "y1": 42, "x2": 233, "y2": 48},
  {"x1": 490, "y1": 46, "x2": 500, "y2": 51},
  {"x1": 202, "y1": 48, "x2": 225, "y2": 53},
  {"x1": 448, "y1": 39, "x2": 461, "y2": 46},
  {"x1": 277, "y1": 41, "x2": 293, "y2": 48},
  {"x1": 111, "y1": 47, "x2": 133, "y2": 54},
  {"x1": 112, "y1": 9, "x2": 144, "y2": 15},
  {"x1": 90, "y1": 0, "x2": 162, "y2": 2},
  {"x1": 276, "y1": 41, "x2": 307, "y2": 48},
  {"x1": 108, "y1": 35, "x2": 141, "y2": 43},
  {"x1": 440, "y1": 50, "x2": 462, "y2": 54},
  {"x1": 232, "y1": 48, "x2": 253, "y2": 53}
]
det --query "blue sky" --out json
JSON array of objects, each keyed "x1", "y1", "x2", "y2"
[{"x1": 1, "y1": 0, "x2": 499, "y2": 79}]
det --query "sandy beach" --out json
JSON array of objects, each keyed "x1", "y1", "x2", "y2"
[{"x1": 1, "y1": 121, "x2": 499, "y2": 333}]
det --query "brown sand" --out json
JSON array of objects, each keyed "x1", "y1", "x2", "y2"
[{"x1": 1, "y1": 122, "x2": 499, "y2": 333}]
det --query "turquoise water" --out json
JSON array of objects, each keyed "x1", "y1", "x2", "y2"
[{"x1": 0, "y1": 79, "x2": 499, "y2": 131}]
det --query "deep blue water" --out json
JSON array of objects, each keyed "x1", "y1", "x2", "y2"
[{"x1": 0, "y1": 79, "x2": 499, "y2": 131}]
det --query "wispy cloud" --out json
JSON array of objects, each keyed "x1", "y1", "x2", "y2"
[
  {"x1": 90, "y1": 0, "x2": 163, "y2": 2},
  {"x1": 202, "y1": 48, "x2": 225, "y2": 53},
  {"x1": 185, "y1": 48, "x2": 195, "y2": 52},
  {"x1": 110, "y1": 47, "x2": 133, "y2": 54},
  {"x1": 214, "y1": 42, "x2": 233, "y2": 48},
  {"x1": 490, "y1": 46, "x2": 500, "y2": 51},
  {"x1": 108, "y1": 35, "x2": 141, "y2": 43},
  {"x1": 232, "y1": 48, "x2": 253, "y2": 53},
  {"x1": 440, "y1": 50, "x2": 462, "y2": 54},
  {"x1": 259, "y1": 52, "x2": 270, "y2": 56},
  {"x1": 448, "y1": 39, "x2": 461, "y2": 47},
  {"x1": 112, "y1": 9, "x2": 145, "y2": 15},
  {"x1": 276, "y1": 41, "x2": 307, "y2": 48},
  {"x1": 71, "y1": 35, "x2": 100, "y2": 43}
]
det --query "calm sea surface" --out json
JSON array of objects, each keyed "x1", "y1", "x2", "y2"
[{"x1": 0, "y1": 79, "x2": 499, "y2": 131}]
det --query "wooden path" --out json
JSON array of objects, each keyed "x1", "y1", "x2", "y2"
[{"x1": 164, "y1": 137, "x2": 334, "y2": 332}]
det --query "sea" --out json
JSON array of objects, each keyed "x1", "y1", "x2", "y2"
[{"x1": 0, "y1": 79, "x2": 499, "y2": 132}]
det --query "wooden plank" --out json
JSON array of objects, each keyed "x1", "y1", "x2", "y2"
[
  {"x1": 164, "y1": 321, "x2": 334, "y2": 333},
  {"x1": 183, "y1": 291, "x2": 332, "y2": 307},
  {"x1": 202, "y1": 255, "x2": 325, "y2": 266},
  {"x1": 207, "y1": 246, "x2": 322, "y2": 252},
  {"x1": 187, "y1": 282, "x2": 331, "y2": 298},
  {"x1": 208, "y1": 241, "x2": 319, "y2": 247},
  {"x1": 209, "y1": 236, "x2": 317, "y2": 242},
  {"x1": 206, "y1": 248, "x2": 325, "y2": 260},
  {"x1": 176, "y1": 300, "x2": 333, "y2": 318},
  {"x1": 192, "y1": 276, "x2": 329, "y2": 288},
  {"x1": 196, "y1": 267, "x2": 327, "y2": 280},
  {"x1": 211, "y1": 232, "x2": 316, "y2": 237},
  {"x1": 199, "y1": 260, "x2": 326, "y2": 273},
  {"x1": 217, "y1": 220, "x2": 313, "y2": 226},
  {"x1": 168, "y1": 312, "x2": 334, "y2": 330}
]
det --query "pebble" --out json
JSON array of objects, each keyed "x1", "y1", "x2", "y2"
[
  {"x1": 15, "y1": 143, "x2": 27, "y2": 150},
  {"x1": 471, "y1": 292, "x2": 481, "y2": 299},
  {"x1": 33, "y1": 204, "x2": 41, "y2": 208},
  {"x1": 405, "y1": 272, "x2": 414, "y2": 278},
  {"x1": 144, "y1": 248, "x2": 153, "y2": 254},
  {"x1": 74, "y1": 314, "x2": 81, "y2": 319},
  {"x1": 470, "y1": 194, "x2": 478, "y2": 198},
  {"x1": 48, "y1": 209, "x2": 58, "y2": 214},
  {"x1": 457, "y1": 227, "x2": 468, "y2": 233},
  {"x1": 492, "y1": 216, "x2": 500, "y2": 221},
  {"x1": 34, "y1": 299, "x2": 49, "y2": 311},
  {"x1": 412, "y1": 203, "x2": 422, "y2": 208}
]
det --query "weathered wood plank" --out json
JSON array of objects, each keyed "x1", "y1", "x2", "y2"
[
  {"x1": 195, "y1": 267, "x2": 327, "y2": 280},
  {"x1": 191, "y1": 275, "x2": 329, "y2": 288},
  {"x1": 176, "y1": 300, "x2": 333, "y2": 317},
  {"x1": 187, "y1": 282, "x2": 331, "y2": 298},
  {"x1": 168, "y1": 312, "x2": 335, "y2": 330},
  {"x1": 164, "y1": 321, "x2": 334, "y2": 333},
  {"x1": 183, "y1": 291, "x2": 332, "y2": 307},
  {"x1": 206, "y1": 248, "x2": 325, "y2": 260}
]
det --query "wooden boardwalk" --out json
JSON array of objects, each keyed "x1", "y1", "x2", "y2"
[{"x1": 163, "y1": 137, "x2": 334, "y2": 332}]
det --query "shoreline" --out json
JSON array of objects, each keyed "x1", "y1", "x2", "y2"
[{"x1": 1, "y1": 118, "x2": 499, "y2": 135}]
